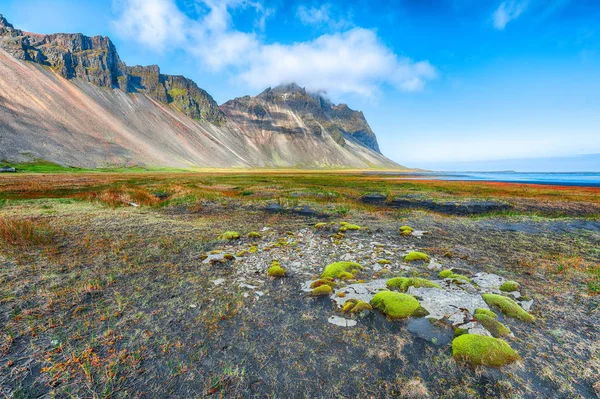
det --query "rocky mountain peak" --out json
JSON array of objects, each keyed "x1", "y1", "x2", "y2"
[
  {"x1": 0, "y1": 18, "x2": 225, "y2": 124},
  {"x1": 223, "y1": 83, "x2": 382, "y2": 154},
  {"x1": 0, "y1": 14, "x2": 13, "y2": 29}
]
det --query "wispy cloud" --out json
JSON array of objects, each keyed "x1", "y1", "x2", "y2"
[
  {"x1": 111, "y1": 0, "x2": 436, "y2": 97},
  {"x1": 296, "y1": 4, "x2": 352, "y2": 30},
  {"x1": 492, "y1": 0, "x2": 529, "y2": 30}
]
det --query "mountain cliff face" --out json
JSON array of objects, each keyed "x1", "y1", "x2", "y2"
[
  {"x1": 0, "y1": 16, "x2": 224, "y2": 124},
  {"x1": 222, "y1": 83, "x2": 381, "y2": 153},
  {"x1": 0, "y1": 15, "x2": 400, "y2": 169}
]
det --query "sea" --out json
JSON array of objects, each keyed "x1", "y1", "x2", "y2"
[{"x1": 374, "y1": 172, "x2": 600, "y2": 187}]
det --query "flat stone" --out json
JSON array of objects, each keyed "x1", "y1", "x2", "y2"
[
  {"x1": 408, "y1": 286, "x2": 490, "y2": 326},
  {"x1": 327, "y1": 316, "x2": 357, "y2": 327},
  {"x1": 212, "y1": 278, "x2": 225, "y2": 286},
  {"x1": 471, "y1": 272, "x2": 506, "y2": 291}
]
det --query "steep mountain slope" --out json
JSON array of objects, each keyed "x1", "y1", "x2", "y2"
[{"x1": 0, "y1": 16, "x2": 401, "y2": 169}]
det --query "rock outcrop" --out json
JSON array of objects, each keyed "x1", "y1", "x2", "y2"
[
  {"x1": 0, "y1": 15, "x2": 224, "y2": 124},
  {"x1": 222, "y1": 83, "x2": 381, "y2": 153}
]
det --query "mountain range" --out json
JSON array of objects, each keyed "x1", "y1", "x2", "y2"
[{"x1": 0, "y1": 15, "x2": 400, "y2": 169}]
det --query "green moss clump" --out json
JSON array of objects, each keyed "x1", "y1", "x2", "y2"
[
  {"x1": 223, "y1": 253, "x2": 235, "y2": 260},
  {"x1": 247, "y1": 232, "x2": 262, "y2": 239},
  {"x1": 338, "y1": 271, "x2": 355, "y2": 280},
  {"x1": 235, "y1": 250, "x2": 249, "y2": 257},
  {"x1": 452, "y1": 334, "x2": 520, "y2": 367},
  {"x1": 500, "y1": 281, "x2": 520, "y2": 292},
  {"x1": 483, "y1": 294, "x2": 534, "y2": 322},
  {"x1": 321, "y1": 262, "x2": 363, "y2": 279},
  {"x1": 267, "y1": 260, "x2": 286, "y2": 277},
  {"x1": 400, "y1": 226, "x2": 413, "y2": 236},
  {"x1": 341, "y1": 299, "x2": 373, "y2": 314},
  {"x1": 249, "y1": 245, "x2": 258, "y2": 253},
  {"x1": 314, "y1": 222, "x2": 327, "y2": 229},
  {"x1": 438, "y1": 270, "x2": 471, "y2": 283},
  {"x1": 474, "y1": 308, "x2": 497, "y2": 319},
  {"x1": 371, "y1": 291, "x2": 420, "y2": 319},
  {"x1": 310, "y1": 285, "x2": 333, "y2": 296},
  {"x1": 404, "y1": 252, "x2": 430, "y2": 262},
  {"x1": 310, "y1": 278, "x2": 335, "y2": 289},
  {"x1": 475, "y1": 314, "x2": 511, "y2": 338},
  {"x1": 378, "y1": 259, "x2": 391, "y2": 265},
  {"x1": 386, "y1": 277, "x2": 441, "y2": 292},
  {"x1": 439, "y1": 270, "x2": 453, "y2": 278},
  {"x1": 219, "y1": 231, "x2": 240, "y2": 240},
  {"x1": 340, "y1": 222, "x2": 361, "y2": 230}
]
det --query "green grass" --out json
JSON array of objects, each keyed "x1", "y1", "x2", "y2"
[{"x1": 1, "y1": 160, "x2": 191, "y2": 174}]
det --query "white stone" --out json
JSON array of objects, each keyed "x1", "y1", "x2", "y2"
[
  {"x1": 408, "y1": 286, "x2": 490, "y2": 326},
  {"x1": 471, "y1": 272, "x2": 506, "y2": 291},
  {"x1": 327, "y1": 316, "x2": 357, "y2": 327},
  {"x1": 212, "y1": 278, "x2": 225, "y2": 286}
]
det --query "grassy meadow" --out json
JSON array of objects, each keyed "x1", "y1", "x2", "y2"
[{"x1": 0, "y1": 170, "x2": 599, "y2": 398}]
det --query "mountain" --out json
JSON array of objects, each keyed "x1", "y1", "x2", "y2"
[
  {"x1": 0, "y1": 16, "x2": 400, "y2": 169},
  {"x1": 222, "y1": 83, "x2": 381, "y2": 153}
]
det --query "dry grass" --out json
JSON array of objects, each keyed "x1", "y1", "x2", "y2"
[{"x1": 0, "y1": 217, "x2": 55, "y2": 248}]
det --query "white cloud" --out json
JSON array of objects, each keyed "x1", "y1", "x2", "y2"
[
  {"x1": 239, "y1": 29, "x2": 437, "y2": 96},
  {"x1": 493, "y1": 0, "x2": 529, "y2": 30},
  {"x1": 296, "y1": 4, "x2": 351, "y2": 29},
  {"x1": 111, "y1": 0, "x2": 436, "y2": 97},
  {"x1": 111, "y1": 0, "x2": 187, "y2": 52}
]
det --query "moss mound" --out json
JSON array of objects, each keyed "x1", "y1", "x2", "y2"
[
  {"x1": 439, "y1": 270, "x2": 453, "y2": 278},
  {"x1": 483, "y1": 294, "x2": 534, "y2": 322},
  {"x1": 474, "y1": 308, "x2": 497, "y2": 319},
  {"x1": 340, "y1": 222, "x2": 361, "y2": 231},
  {"x1": 247, "y1": 232, "x2": 262, "y2": 239},
  {"x1": 438, "y1": 269, "x2": 471, "y2": 283},
  {"x1": 377, "y1": 259, "x2": 391, "y2": 265},
  {"x1": 310, "y1": 278, "x2": 335, "y2": 289},
  {"x1": 342, "y1": 299, "x2": 372, "y2": 314},
  {"x1": 314, "y1": 222, "x2": 327, "y2": 229},
  {"x1": 500, "y1": 280, "x2": 520, "y2": 292},
  {"x1": 404, "y1": 251, "x2": 430, "y2": 262},
  {"x1": 321, "y1": 262, "x2": 363, "y2": 279},
  {"x1": 386, "y1": 277, "x2": 441, "y2": 292},
  {"x1": 371, "y1": 291, "x2": 420, "y2": 319},
  {"x1": 267, "y1": 260, "x2": 286, "y2": 278},
  {"x1": 452, "y1": 334, "x2": 519, "y2": 367},
  {"x1": 475, "y1": 314, "x2": 511, "y2": 338},
  {"x1": 400, "y1": 226, "x2": 413, "y2": 236},
  {"x1": 311, "y1": 285, "x2": 333, "y2": 297},
  {"x1": 219, "y1": 231, "x2": 240, "y2": 240}
]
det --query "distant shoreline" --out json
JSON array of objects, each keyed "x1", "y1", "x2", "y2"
[{"x1": 363, "y1": 171, "x2": 600, "y2": 187}]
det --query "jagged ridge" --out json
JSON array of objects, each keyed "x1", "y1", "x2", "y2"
[
  {"x1": 222, "y1": 83, "x2": 381, "y2": 153},
  {"x1": 0, "y1": 15, "x2": 400, "y2": 169},
  {"x1": 0, "y1": 15, "x2": 224, "y2": 124}
]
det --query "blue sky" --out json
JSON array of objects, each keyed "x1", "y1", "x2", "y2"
[{"x1": 1, "y1": 0, "x2": 599, "y2": 170}]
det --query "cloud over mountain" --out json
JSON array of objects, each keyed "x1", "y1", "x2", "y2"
[{"x1": 111, "y1": 0, "x2": 436, "y2": 97}]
